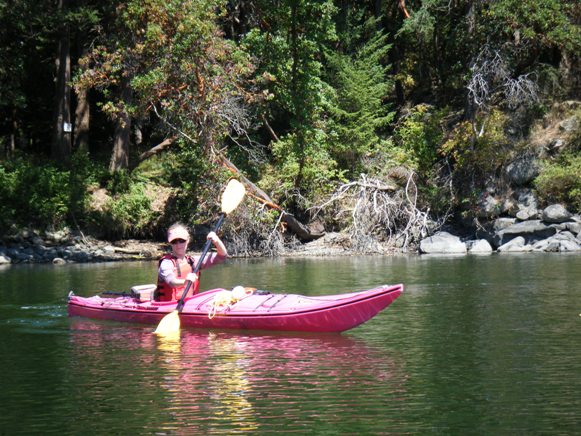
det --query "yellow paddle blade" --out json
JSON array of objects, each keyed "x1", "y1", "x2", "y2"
[
  {"x1": 221, "y1": 179, "x2": 246, "y2": 214},
  {"x1": 154, "y1": 310, "x2": 180, "y2": 335}
]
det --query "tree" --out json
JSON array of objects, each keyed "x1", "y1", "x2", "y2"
[
  {"x1": 52, "y1": 0, "x2": 73, "y2": 163},
  {"x1": 0, "y1": 0, "x2": 54, "y2": 156},
  {"x1": 325, "y1": 18, "x2": 395, "y2": 178},
  {"x1": 242, "y1": 0, "x2": 337, "y2": 207},
  {"x1": 76, "y1": 0, "x2": 254, "y2": 172}
]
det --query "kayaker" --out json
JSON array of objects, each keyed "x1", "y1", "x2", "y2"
[{"x1": 154, "y1": 222, "x2": 228, "y2": 302}]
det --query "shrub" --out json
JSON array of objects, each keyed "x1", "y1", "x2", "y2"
[
  {"x1": 534, "y1": 153, "x2": 581, "y2": 213},
  {"x1": 0, "y1": 157, "x2": 70, "y2": 230},
  {"x1": 96, "y1": 181, "x2": 158, "y2": 239},
  {"x1": 394, "y1": 104, "x2": 443, "y2": 175}
]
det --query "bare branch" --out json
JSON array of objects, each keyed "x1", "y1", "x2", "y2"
[{"x1": 311, "y1": 172, "x2": 432, "y2": 252}]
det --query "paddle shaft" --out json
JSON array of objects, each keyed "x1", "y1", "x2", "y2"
[{"x1": 175, "y1": 213, "x2": 225, "y2": 312}]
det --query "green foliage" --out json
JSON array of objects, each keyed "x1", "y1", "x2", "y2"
[
  {"x1": 242, "y1": 0, "x2": 337, "y2": 202},
  {"x1": 440, "y1": 110, "x2": 509, "y2": 175},
  {"x1": 102, "y1": 181, "x2": 157, "y2": 239},
  {"x1": 262, "y1": 129, "x2": 341, "y2": 208},
  {"x1": 76, "y1": 0, "x2": 253, "y2": 154},
  {"x1": 325, "y1": 22, "x2": 395, "y2": 177},
  {"x1": 157, "y1": 143, "x2": 218, "y2": 227},
  {"x1": 0, "y1": 154, "x2": 162, "y2": 239},
  {"x1": 439, "y1": 109, "x2": 512, "y2": 211},
  {"x1": 393, "y1": 104, "x2": 443, "y2": 174},
  {"x1": 535, "y1": 153, "x2": 581, "y2": 212},
  {"x1": 482, "y1": 0, "x2": 581, "y2": 53},
  {"x1": 0, "y1": 158, "x2": 70, "y2": 230},
  {"x1": 394, "y1": 0, "x2": 474, "y2": 100},
  {"x1": 69, "y1": 151, "x2": 104, "y2": 220}
]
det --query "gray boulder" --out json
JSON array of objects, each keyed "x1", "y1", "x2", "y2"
[
  {"x1": 466, "y1": 239, "x2": 493, "y2": 254},
  {"x1": 419, "y1": 232, "x2": 467, "y2": 254},
  {"x1": 516, "y1": 208, "x2": 538, "y2": 220},
  {"x1": 532, "y1": 231, "x2": 581, "y2": 252},
  {"x1": 542, "y1": 204, "x2": 572, "y2": 223},
  {"x1": 498, "y1": 236, "x2": 532, "y2": 252},
  {"x1": 558, "y1": 221, "x2": 580, "y2": 235},
  {"x1": 477, "y1": 194, "x2": 501, "y2": 218},
  {"x1": 505, "y1": 154, "x2": 540, "y2": 186},
  {"x1": 559, "y1": 115, "x2": 579, "y2": 133},
  {"x1": 493, "y1": 218, "x2": 517, "y2": 232},
  {"x1": 494, "y1": 220, "x2": 557, "y2": 247}
]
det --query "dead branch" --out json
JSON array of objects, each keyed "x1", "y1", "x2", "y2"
[
  {"x1": 311, "y1": 172, "x2": 430, "y2": 252},
  {"x1": 399, "y1": 0, "x2": 411, "y2": 18},
  {"x1": 138, "y1": 136, "x2": 176, "y2": 162},
  {"x1": 261, "y1": 113, "x2": 279, "y2": 142},
  {"x1": 219, "y1": 154, "x2": 324, "y2": 241}
]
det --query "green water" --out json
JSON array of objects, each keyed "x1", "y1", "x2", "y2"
[{"x1": 1, "y1": 254, "x2": 581, "y2": 434}]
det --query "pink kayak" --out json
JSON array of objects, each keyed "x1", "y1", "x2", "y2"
[{"x1": 67, "y1": 284, "x2": 403, "y2": 333}]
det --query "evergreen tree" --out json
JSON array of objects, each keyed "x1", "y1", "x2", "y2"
[
  {"x1": 325, "y1": 19, "x2": 395, "y2": 178},
  {"x1": 242, "y1": 0, "x2": 338, "y2": 208}
]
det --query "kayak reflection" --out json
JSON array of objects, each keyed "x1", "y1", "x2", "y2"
[{"x1": 68, "y1": 319, "x2": 405, "y2": 432}]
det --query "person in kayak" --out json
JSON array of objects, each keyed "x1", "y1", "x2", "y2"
[{"x1": 154, "y1": 222, "x2": 228, "y2": 302}]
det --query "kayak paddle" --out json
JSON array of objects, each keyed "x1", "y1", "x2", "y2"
[{"x1": 154, "y1": 179, "x2": 246, "y2": 335}]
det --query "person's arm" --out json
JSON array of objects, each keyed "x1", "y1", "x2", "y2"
[
  {"x1": 159, "y1": 259, "x2": 198, "y2": 287},
  {"x1": 208, "y1": 231, "x2": 227, "y2": 257},
  {"x1": 194, "y1": 232, "x2": 227, "y2": 271}
]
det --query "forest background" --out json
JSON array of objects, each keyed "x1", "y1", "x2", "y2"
[{"x1": 1, "y1": 0, "x2": 580, "y2": 256}]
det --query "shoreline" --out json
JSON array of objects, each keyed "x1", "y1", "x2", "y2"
[
  {"x1": 2, "y1": 205, "x2": 580, "y2": 265},
  {"x1": 0, "y1": 237, "x2": 374, "y2": 266}
]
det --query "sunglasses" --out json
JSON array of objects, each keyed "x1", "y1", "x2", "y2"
[{"x1": 170, "y1": 239, "x2": 187, "y2": 245}]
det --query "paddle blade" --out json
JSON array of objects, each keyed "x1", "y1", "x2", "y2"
[
  {"x1": 221, "y1": 179, "x2": 246, "y2": 214},
  {"x1": 154, "y1": 310, "x2": 180, "y2": 335}
]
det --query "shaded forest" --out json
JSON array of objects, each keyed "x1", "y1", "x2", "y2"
[{"x1": 1, "y1": 0, "x2": 580, "y2": 254}]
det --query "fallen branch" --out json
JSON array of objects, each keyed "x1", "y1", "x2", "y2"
[
  {"x1": 261, "y1": 113, "x2": 279, "y2": 142},
  {"x1": 138, "y1": 136, "x2": 176, "y2": 162},
  {"x1": 311, "y1": 173, "x2": 429, "y2": 252},
  {"x1": 219, "y1": 154, "x2": 324, "y2": 241}
]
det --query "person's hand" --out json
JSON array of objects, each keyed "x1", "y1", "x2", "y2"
[
  {"x1": 207, "y1": 231, "x2": 219, "y2": 242},
  {"x1": 186, "y1": 272, "x2": 198, "y2": 283}
]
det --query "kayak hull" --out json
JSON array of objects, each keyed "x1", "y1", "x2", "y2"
[{"x1": 68, "y1": 284, "x2": 403, "y2": 333}]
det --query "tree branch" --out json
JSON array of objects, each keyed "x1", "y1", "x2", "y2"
[{"x1": 138, "y1": 136, "x2": 176, "y2": 162}]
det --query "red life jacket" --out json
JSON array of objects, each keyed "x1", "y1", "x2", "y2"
[{"x1": 155, "y1": 254, "x2": 200, "y2": 302}]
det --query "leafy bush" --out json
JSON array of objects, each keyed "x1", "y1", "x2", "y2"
[
  {"x1": 261, "y1": 129, "x2": 341, "y2": 210},
  {"x1": 534, "y1": 153, "x2": 581, "y2": 212},
  {"x1": 394, "y1": 104, "x2": 443, "y2": 174},
  {"x1": 440, "y1": 110, "x2": 510, "y2": 183},
  {"x1": 69, "y1": 151, "x2": 104, "y2": 221},
  {"x1": 158, "y1": 144, "x2": 216, "y2": 227},
  {"x1": 0, "y1": 157, "x2": 70, "y2": 230},
  {"x1": 102, "y1": 181, "x2": 158, "y2": 238}
]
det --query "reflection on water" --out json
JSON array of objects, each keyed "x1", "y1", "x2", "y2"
[
  {"x1": 66, "y1": 319, "x2": 404, "y2": 433},
  {"x1": 1, "y1": 254, "x2": 581, "y2": 433}
]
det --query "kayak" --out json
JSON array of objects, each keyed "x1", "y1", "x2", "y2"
[{"x1": 67, "y1": 284, "x2": 403, "y2": 333}]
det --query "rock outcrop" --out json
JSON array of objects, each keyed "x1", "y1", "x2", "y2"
[{"x1": 420, "y1": 204, "x2": 581, "y2": 254}]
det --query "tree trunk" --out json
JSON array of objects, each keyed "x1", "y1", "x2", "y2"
[
  {"x1": 109, "y1": 78, "x2": 132, "y2": 172},
  {"x1": 74, "y1": 86, "x2": 90, "y2": 153},
  {"x1": 8, "y1": 109, "x2": 17, "y2": 157},
  {"x1": 52, "y1": 0, "x2": 72, "y2": 163}
]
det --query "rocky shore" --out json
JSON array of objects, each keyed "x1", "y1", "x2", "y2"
[
  {"x1": 0, "y1": 230, "x2": 166, "y2": 265},
  {"x1": 1, "y1": 204, "x2": 580, "y2": 265},
  {"x1": 419, "y1": 204, "x2": 581, "y2": 254}
]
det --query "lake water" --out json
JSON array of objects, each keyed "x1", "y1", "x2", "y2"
[{"x1": 1, "y1": 253, "x2": 581, "y2": 434}]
